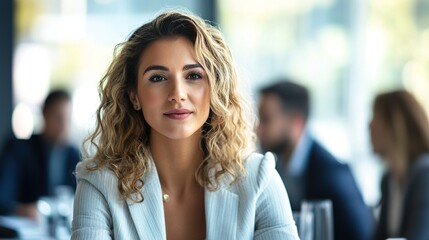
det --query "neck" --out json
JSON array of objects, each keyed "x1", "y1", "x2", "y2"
[
  {"x1": 281, "y1": 128, "x2": 304, "y2": 165},
  {"x1": 150, "y1": 130, "x2": 204, "y2": 197},
  {"x1": 280, "y1": 147, "x2": 294, "y2": 165},
  {"x1": 386, "y1": 151, "x2": 408, "y2": 187}
]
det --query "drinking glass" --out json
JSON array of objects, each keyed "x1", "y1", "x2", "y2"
[
  {"x1": 37, "y1": 185, "x2": 74, "y2": 239},
  {"x1": 299, "y1": 199, "x2": 333, "y2": 240}
]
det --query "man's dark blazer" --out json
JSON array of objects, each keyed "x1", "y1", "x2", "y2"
[
  {"x1": 374, "y1": 154, "x2": 429, "y2": 240},
  {"x1": 0, "y1": 134, "x2": 80, "y2": 215},
  {"x1": 302, "y1": 141, "x2": 373, "y2": 240}
]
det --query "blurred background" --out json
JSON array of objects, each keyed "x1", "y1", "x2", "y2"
[{"x1": 1, "y1": 0, "x2": 428, "y2": 207}]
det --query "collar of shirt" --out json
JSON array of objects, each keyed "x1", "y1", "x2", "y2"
[{"x1": 285, "y1": 130, "x2": 313, "y2": 177}]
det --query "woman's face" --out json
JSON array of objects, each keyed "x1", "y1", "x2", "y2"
[{"x1": 130, "y1": 36, "x2": 210, "y2": 140}]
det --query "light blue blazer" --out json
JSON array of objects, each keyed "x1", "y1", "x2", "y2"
[{"x1": 71, "y1": 152, "x2": 299, "y2": 240}]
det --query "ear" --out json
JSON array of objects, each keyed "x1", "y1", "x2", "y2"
[{"x1": 129, "y1": 91, "x2": 141, "y2": 110}]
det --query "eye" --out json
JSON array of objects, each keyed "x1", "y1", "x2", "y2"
[
  {"x1": 148, "y1": 75, "x2": 167, "y2": 82},
  {"x1": 186, "y1": 72, "x2": 203, "y2": 80}
]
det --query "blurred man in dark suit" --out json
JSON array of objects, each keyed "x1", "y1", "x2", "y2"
[
  {"x1": 257, "y1": 80, "x2": 373, "y2": 240},
  {"x1": 0, "y1": 89, "x2": 80, "y2": 219}
]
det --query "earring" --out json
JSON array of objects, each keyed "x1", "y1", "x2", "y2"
[{"x1": 134, "y1": 105, "x2": 141, "y2": 110}]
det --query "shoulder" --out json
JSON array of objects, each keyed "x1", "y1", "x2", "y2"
[
  {"x1": 1, "y1": 137, "x2": 36, "y2": 163},
  {"x1": 307, "y1": 142, "x2": 359, "y2": 192},
  {"x1": 309, "y1": 141, "x2": 339, "y2": 165},
  {"x1": 75, "y1": 160, "x2": 119, "y2": 195},
  {"x1": 409, "y1": 154, "x2": 429, "y2": 188},
  {"x1": 232, "y1": 152, "x2": 277, "y2": 195},
  {"x1": 245, "y1": 151, "x2": 276, "y2": 177},
  {"x1": 66, "y1": 144, "x2": 80, "y2": 155},
  {"x1": 308, "y1": 141, "x2": 351, "y2": 174},
  {"x1": 75, "y1": 160, "x2": 116, "y2": 181},
  {"x1": 413, "y1": 154, "x2": 429, "y2": 171},
  {"x1": 65, "y1": 144, "x2": 81, "y2": 162}
]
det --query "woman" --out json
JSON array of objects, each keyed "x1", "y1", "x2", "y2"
[
  {"x1": 370, "y1": 90, "x2": 429, "y2": 240},
  {"x1": 71, "y1": 11, "x2": 298, "y2": 240}
]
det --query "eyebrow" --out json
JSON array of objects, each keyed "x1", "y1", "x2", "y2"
[
  {"x1": 183, "y1": 64, "x2": 203, "y2": 71},
  {"x1": 143, "y1": 65, "x2": 168, "y2": 74},
  {"x1": 143, "y1": 64, "x2": 203, "y2": 74}
]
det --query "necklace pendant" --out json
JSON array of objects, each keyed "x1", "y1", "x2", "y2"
[{"x1": 162, "y1": 194, "x2": 169, "y2": 202}]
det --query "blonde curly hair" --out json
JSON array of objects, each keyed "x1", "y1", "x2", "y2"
[{"x1": 84, "y1": 10, "x2": 256, "y2": 202}]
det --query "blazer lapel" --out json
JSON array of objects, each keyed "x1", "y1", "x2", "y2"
[
  {"x1": 205, "y1": 188, "x2": 238, "y2": 240},
  {"x1": 127, "y1": 165, "x2": 166, "y2": 240}
]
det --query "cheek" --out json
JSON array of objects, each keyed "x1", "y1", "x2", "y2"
[
  {"x1": 261, "y1": 120, "x2": 284, "y2": 140},
  {"x1": 372, "y1": 126, "x2": 389, "y2": 151},
  {"x1": 372, "y1": 124, "x2": 383, "y2": 142},
  {"x1": 139, "y1": 88, "x2": 161, "y2": 109},
  {"x1": 202, "y1": 91, "x2": 210, "y2": 112},
  {"x1": 272, "y1": 117, "x2": 287, "y2": 133},
  {"x1": 196, "y1": 86, "x2": 211, "y2": 114},
  {"x1": 137, "y1": 89, "x2": 159, "y2": 125}
]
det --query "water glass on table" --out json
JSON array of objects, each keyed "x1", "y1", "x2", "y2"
[
  {"x1": 37, "y1": 185, "x2": 74, "y2": 239},
  {"x1": 299, "y1": 199, "x2": 333, "y2": 240}
]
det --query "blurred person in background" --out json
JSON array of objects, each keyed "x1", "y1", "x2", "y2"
[
  {"x1": 257, "y1": 80, "x2": 373, "y2": 240},
  {"x1": 0, "y1": 89, "x2": 80, "y2": 219},
  {"x1": 371, "y1": 90, "x2": 429, "y2": 240}
]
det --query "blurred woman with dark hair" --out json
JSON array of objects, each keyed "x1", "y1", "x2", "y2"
[{"x1": 370, "y1": 89, "x2": 429, "y2": 240}]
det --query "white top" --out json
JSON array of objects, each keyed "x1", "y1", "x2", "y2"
[
  {"x1": 276, "y1": 131, "x2": 312, "y2": 210},
  {"x1": 387, "y1": 176, "x2": 404, "y2": 236}
]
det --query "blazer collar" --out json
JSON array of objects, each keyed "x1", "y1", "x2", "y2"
[
  {"x1": 127, "y1": 160, "x2": 239, "y2": 240},
  {"x1": 127, "y1": 162, "x2": 167, "y2": 239}
]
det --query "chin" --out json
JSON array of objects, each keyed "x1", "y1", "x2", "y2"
[
  {"x1": 151, "y1": 124, "x2": 203, "y2": 141},
  {"x1": 166, "y1": 134, "x2": 194, "y2": 140},
  {"x1": 163, "y1": 130, "x2": 200, "y2": 140}
]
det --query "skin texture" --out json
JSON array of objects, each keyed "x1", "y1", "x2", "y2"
[
  {"x1": 130, "y1": 36, "x2": 209, "y2": 240},
  {"x1": 369, "y1": 109, "x2": 392, "y2": 156},
  {"x1": 132, "y1": 37, "x2": 210, "y2": 141},
  {"x1": 370, "y1": 107, "x2": 407, "y2": 186},
  {"x1": 43, "y1": 100, "x2": 71, "y2": 144},
  {"x1": 257, "y1": 93, "x2": 304, "y2": 162}
]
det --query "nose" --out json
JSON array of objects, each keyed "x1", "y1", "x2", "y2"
[{"x1": 168, "y1": 77, "x2": 186, "y2": 102}]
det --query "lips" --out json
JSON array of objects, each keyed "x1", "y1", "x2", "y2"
[{"x1": 163, "y1": 109, "x2": 193, "y2": 120}]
